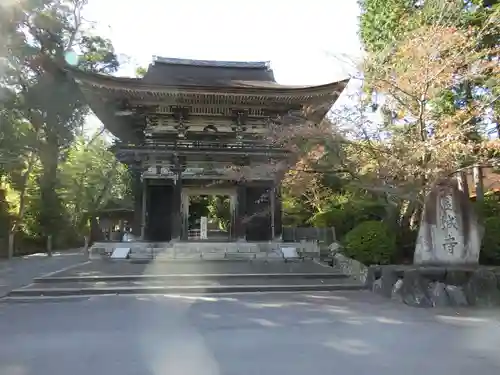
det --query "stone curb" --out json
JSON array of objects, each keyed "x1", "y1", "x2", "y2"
[
  {"x1": 330, "y1": 252, "x2": 370, "y2": 285},
  {"x1": 105, "y1": 258, "x2": 291, "y2": 264},
  {"x1": 7, "y1": 283, "x2": 366, "y2": 297},
  {"x1": 33, "y1": 273, "x2": 349, "y2": 283}
]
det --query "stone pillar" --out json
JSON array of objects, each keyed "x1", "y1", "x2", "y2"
[
  {"x1": 235, "y1": 182, "x2": 246, "y2": 241},
  {"x1": 140, "y1": 178, "x2": 147, "y2": 240},
  {"x1": 171, "y1": 172, "x2": 182, "y2": 241}
]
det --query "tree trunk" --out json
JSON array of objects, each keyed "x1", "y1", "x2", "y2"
[
  {"x1": 473, "y1": 165, "x2": 484, "y2": 202},
  {"x1": 400, "y1": 199, "x2": 418, "y2": 231},
  {"x1": 39, "y1": 135, "x2": 61, "y2": 239},
  {"x1": 8, "y1": 152, "x2": 37, "y2": 259}
]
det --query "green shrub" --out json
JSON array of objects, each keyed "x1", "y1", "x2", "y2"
[
  {"x1": 480, "y1": 216, "x2": 500, "y2": 265},
  {"x1": 475, "y1": 194, "x2": 500, "y2": 219},
  {"x1": 342, "y1": 220, "x2": 396, "y2": 265},
  {"x1": 309, "y1": 200, "x2": 387, "y2": 239}
]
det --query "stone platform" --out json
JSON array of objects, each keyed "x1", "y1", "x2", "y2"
[
  {"x1": 369, "y1": 264, "x2": 500, "y2": 308},
  {"x1": 5, "y1": 258, "x2": 365, "y2": 298}
]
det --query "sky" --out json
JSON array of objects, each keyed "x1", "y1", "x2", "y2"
[{"x1": 81, "y1": 0, "x2": 365, "y2": 131}]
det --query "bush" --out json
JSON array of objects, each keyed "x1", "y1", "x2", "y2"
[
  {"x1": 309, "y1": 200, "x2": 387, "y2": 239},
  {"x1": 475, "y1": 194, "x2": 500, "y2": 219},
  {"x1": 342, "y1": 220, "x2": 396, "y2": 265},
  {"x1": 480, "y1": 216, "x2": 500, "y2": 265}
]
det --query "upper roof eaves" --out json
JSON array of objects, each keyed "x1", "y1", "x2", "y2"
[{"x1": 152, "y1": 56, "x2": 271, "y2": 69}]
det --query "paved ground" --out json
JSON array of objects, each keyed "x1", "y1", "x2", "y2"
[
  {"x1": 0, "y1": 251, "x2": 88, "y2": 297},
  {"x1": 1, "y1": 291, "x2": 499, "y2": 375},
  {"x1": 20, "y1": 276, "x2": 357, "y2": 290},
  {"x1": 49, "y1": 259, "x2": 336, "y2": 277}
]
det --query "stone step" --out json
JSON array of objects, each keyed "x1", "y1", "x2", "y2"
[
  {"x1": 171, "y1": 243, "x2": 260, "y2": 253},
  {"x1": 34, "y1": 272, "x2": 349, "y2": 283},
  {"x1": 7, "y1": 283, "x2": 366, "y2": 297}
]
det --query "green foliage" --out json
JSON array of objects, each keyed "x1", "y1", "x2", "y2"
[
  {"x1": 475, "y1": 194, "x2": 500, "y2": 265},
  {"x1": 0, "y1": 0, "x2": 123, "y2": 252},
  {"x1": 0, "y1": 0, "x2": 120, "y2": 240},
  {"x1": 135, "y1": 66, "x2": 147, "y2": 78},
  {"x1": 480, "y1": 216, "x2": 500, "y2": 265},
  {"x1": 59, "y1": 134, "x2": 131, "y2": 231},
  {"x1": 475, "y1": 194, "x2": 500, "y2": 218},
  {"x1": 282, "y1": 193, "x2": 312, "y2": 226},
  {"x1": 342, "y1": 221, "x2": 397, "y2": 265},
  {"x1": 358, "y1": 0, "x2": 416, "y2": 54},
  {"x1": 308, "y1": 195, "x2": 387, "y2": 239},
  {"x1": 207, "y1": 196, "x2": 231, "y2": 231}
]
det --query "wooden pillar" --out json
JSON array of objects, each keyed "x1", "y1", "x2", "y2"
[
  {"x1": 235, "y1": 182, "x2": 246, "y2": 241},
  {"x1": 140, "y1": 178, "x2": 147, "y2": 240},
  {"x1": 274, "y1": 185, "x2": 283, "y2": 240},
  {"x1": 181, "y1": 192, "x2": 189, "y2": 241},
  {"x1": 270, "y1": 186, "x2": 276, "y2": 240},
  {"x1": 171, "y1": 171, "x2": 183, "y2": 241},
  {"x1": 132, "y1": 170, "x2": 142, "y2": 237},
  {"x1": 229, "y1": 193, "x2": 237, "y2": 240}
]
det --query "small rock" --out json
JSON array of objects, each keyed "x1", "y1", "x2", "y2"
[
  {"x1": 372, "y1": 278, "x2": 382, "y2": 294},
  {"x1": 445, "y1": 270, "x2": 470, "y2": 286},
  {"x1": 364, "y1": 266, "x2": 377, "y2": 289},
  {"x1": 329, "y1": 242, "x2": 342, "y2": 254},
  {"x1": 445, "y1": 285, "x2": 468, "y2": 306},
  {"x1": 391, "y1": 279, "x2": 404, "y2": 302},
  {"x1": 380, "y1": 267, "x2": 399, "y2": 298},
  {"x1": 401, "y1": 270, "x2": 433, "y2": 308},
  {"x1": 429, "y1": 282, "x2": 450, "y2": 307}
]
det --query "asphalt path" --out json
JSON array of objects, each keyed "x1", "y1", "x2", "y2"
[
  {"x1": 1, "y1": 291, "x2": 499, "y2": 375},
  {"x1": 0, "y1": 251, "x2": 88, "y2": 297}
]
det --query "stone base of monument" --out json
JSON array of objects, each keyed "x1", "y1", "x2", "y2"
[{"x1": 368, "y1": 265, "x2": 500, "y2": 308}]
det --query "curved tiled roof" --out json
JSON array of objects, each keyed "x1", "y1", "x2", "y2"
[
  {"x1": 152, "y1": 56, "x2": 271, "y2": 69},
  {"x1": 142, "y1": 56, "x2": 277, "y2": 87},
  {"x1": 67, "y1": 55, "x2": 350, "y2": 93}
]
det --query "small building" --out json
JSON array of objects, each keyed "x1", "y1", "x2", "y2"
[{"x1": 70, "y1": 57, "x2": 347, "y2": 242}]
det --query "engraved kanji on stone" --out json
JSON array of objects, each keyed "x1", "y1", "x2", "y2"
[
  {"x1": 441, "y1": 213, "x2": 459, "y2": 230},
  {"x1": 440, "y1": 195, "x2": 453, "y2": 211},
  {"x1": 443, "y1": 234, "x2": 458, "y2": 254}
]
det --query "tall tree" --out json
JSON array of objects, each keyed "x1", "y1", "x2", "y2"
[
  {"x1": 0, "y1": 0, "x2": 119, "y2": 248},
  {"x1": 60, "y1": 133, "x2": 131, "y2": 234},
  {"x1": 340, "y1": 0, "x2": 500, "y2": 230}
]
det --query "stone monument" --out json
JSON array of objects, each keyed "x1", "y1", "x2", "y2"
[{"x1": 414, "y1": 179, "x2": 483, "y2": 265}]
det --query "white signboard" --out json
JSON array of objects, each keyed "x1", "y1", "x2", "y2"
[
  {"x1": 111, "y1": 247, "x2": 130, "y2": 259},
  {"x1": 200, "y1": 216, "x2": 208, "y2": 240},
  {"x1": 282, "y1": 247, "x2": 299, "y2": 259}
]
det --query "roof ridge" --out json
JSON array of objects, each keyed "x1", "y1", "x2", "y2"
[{"x1": 152, "y1": 56, "x2": 271, "y2": 69}]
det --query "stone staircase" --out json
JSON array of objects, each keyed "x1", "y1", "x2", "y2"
[
  {"x1": 89, "y1": 241, "x2": 320, "y2": 261},
  {"x1": 5, "y1": 242, "x2": 365, "y2": 299}
]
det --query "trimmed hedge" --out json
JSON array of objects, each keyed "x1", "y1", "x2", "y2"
[{"x1": 342, "y1": 220, "x2": 396, "y2": 265}]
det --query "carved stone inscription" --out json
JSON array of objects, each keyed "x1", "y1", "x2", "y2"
[
  {"x1": 439, "y1": 194, "x2": 459, "y2": 255},
  {"x1": 414, "y1": 180, "x2": 482, "y2": 265}
]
